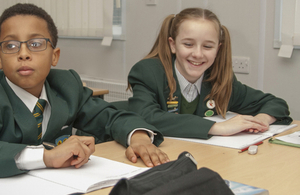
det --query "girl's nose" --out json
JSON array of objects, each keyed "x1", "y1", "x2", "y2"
[{"x1": 192, "y1": 47, "x2": 203, "y2": 58}]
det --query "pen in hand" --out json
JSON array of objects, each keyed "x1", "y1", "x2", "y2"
[
  {"x1": 42, "y1": 142, "x2": 56, "y2": 150},
  {"x1": 42, "y1": 142, "x2": 91, "y2": 160}
]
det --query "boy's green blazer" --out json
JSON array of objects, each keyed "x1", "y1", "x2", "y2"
[
  {"x1": 128, "y1": 58, "x2": 292, "y2": 139},
  {"x1": 0, "y1": 69, "x2": 163, "y2": 178}
]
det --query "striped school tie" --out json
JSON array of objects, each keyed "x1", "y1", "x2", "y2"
[{"x1": 33, "y1": 99, "x2": 47, "y2": 140}]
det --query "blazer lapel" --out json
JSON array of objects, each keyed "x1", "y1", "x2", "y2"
[
  {"x1": 42, "y1": 81, "x2": 69, "y2": 142},
  {"x1": 172, "y1": 65, "x2": 182, "y2": 113},
  {"x1": 0, "y1": 76, "x2": 39, "y2": 144},
  {"x1": 196, "y1": 73, "x2": 213, "y2": 116}
]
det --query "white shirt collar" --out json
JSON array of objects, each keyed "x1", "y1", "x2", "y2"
[
  {"x1": 174, "y1": 61, "x2": 203, "y2": 97},
  {"x1": 6, "y1": 77, "x2": 49, "y2": 112}
]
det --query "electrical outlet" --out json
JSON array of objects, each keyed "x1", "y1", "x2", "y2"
[
  {"x1": 146, "y1": 0, "x2": 157, "y2": 5},
  {"x1": 232, "y1": 56, "x2": 250, "y2": 74}
]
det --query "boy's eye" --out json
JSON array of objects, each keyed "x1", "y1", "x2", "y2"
[
  {"x1": 6, "y1": 43, "x2": 17, "y2": 50},
  {"x1": 30, "y1": 41, "x2": 43, "y2": 48}
]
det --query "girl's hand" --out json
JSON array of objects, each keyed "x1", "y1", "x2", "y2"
[
  {"x1": 208, "y1": 114, "x2": 272, "y2": 136},
  {"x1": 245, "y1": 113, "x2": 276, "y2": 133}
]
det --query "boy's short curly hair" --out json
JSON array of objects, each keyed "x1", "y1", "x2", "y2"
[{"x1": 0, "y1": 3, "x2": 58, "y2": 47}]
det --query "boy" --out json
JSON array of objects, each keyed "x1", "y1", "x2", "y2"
[{"x1": 0, "y1": 3, "x2": 168, "y2": 178}]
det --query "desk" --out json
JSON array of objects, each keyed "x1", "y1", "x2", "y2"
[
  {"x1": 88, "y1": 87, "x2": 109, "y2": 99},
  {"x1": 89, "y1": 121, "x2": 300, "y2": 195}
]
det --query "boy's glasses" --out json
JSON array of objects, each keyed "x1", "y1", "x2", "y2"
[{"x1": 0, "y1": 38, "x2": 55, "y2": 54}]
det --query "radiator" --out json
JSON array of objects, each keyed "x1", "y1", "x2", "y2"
[{"x1": 80, "y1": 76, "x2": 132, "y2": 102}]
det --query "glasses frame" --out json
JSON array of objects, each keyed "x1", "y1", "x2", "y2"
[{"x1": 0, "y1": 38, "x2": 55, "y2": 54}]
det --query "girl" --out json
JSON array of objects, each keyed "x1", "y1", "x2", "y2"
[{"x1": 127, "y1": 8, "x2": 292, "y2": 139}]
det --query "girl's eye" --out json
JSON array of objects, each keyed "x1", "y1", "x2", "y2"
[{"x1": 184, "y1": 43, "x2": 192, "y2": 47}]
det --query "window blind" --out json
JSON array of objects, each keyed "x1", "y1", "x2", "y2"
[{"x1": 0, "y1": 0, "x2": 122, "y2": 43}]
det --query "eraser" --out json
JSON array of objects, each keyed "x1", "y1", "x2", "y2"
[{"x1": 248, "y1": 145, "x2": 258, "y2": 155}]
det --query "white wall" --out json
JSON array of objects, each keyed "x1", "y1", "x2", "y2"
[
  {"x1": 57, "y1": 0, "x2": 300, "y2": 120},
  {"x1": 264, "y1": 0, "x2": 300, "y2": 120}
]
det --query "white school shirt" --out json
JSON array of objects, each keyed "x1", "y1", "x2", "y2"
[
  {"x1": 174, "y1": 62, "x2": 203, "y2": 102},
  {"x1": 6, "y1": 77, "x2": 155, "y2": 170}
]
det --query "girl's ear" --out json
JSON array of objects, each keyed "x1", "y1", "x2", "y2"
[
  {"x1": 51, "y1": 47, "x2": 60, "y2": 67},
  {"x1": 217, "y1": 43, "x2": 222, "y2": 52},
  {"x1": 168, "y1": 37, "x2": 176, "y2": 54}
]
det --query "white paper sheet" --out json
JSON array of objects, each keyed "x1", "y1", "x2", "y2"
[
  {"x1": 167, "y1": 113, "x2": 297, "y2": 149},
  {"x1": 276, "y1": 131, "x2": 300, "y2": 145}
]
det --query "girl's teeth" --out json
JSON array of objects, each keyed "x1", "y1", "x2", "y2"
[{"x1": 190, "y1": 61, "x2": 201, "y2": 65}]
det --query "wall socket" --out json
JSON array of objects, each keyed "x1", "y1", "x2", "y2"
[{"x1": 232, "y1": 56, "x2": 250, "y2": 74}]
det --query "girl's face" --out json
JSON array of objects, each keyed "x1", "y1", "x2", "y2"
[{"x1": 169, "y1": 19, "x2": 220, "y2": 83}]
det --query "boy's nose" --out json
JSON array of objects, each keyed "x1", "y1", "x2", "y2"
[{"x1": 18, "y1": 43, "x2": 31, "y2": 60}]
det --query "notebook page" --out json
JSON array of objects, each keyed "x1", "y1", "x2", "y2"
[
  {"x1": 0, "y1": 173, "x2": 76, "y2": 195},
  {"x1": 28, "y1": 155, "x2": 149, "y2": 193}
]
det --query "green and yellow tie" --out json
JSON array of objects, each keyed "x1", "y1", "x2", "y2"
[{"x1": 33, "y1": 99, "x2": 47, "y2": 140}]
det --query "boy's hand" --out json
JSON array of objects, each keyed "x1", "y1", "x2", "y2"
[
  {"x1": 125, "y1": 130, "x2": 169, "y2": 167},
  {"x1": 43, "y1": 135, "x2": 95, "y2": 168}
]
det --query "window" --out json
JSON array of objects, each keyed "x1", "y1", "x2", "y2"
[
  {"x1": 274, "y1": 0, "x2": 300, "y2": 49},
  {"x1": 0, "y1": 0, "x2": 125, "y2": 40}
]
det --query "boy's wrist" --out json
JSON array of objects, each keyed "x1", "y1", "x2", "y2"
[
  {"x1": 131, "y1": 130, "x2": 152, "y2": 145},
  {"x1": 15, "y1": 145, "x2": 46, "y2": 170},
  {"x1": 127, "y1": 128, "x2": 156, "y2": 146}
]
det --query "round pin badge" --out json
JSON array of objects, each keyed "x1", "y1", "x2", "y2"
[
  {"x1": 204, "y1": 110, "x2": 214, "y2": 117},
  {"x1": 206, "y1": 100, "x2": 215, "y2": 109}
]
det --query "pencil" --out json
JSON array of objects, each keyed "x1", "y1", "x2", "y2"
[{"x1": 238, "y1": 141, "x2": 263, "y2": 153}]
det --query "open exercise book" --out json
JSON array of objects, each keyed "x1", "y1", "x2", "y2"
[
  {"x1": 167, "y1": 112, "x2": 297, "y2": 150},
  {"x1": 0, "y1": 155, "x2": 148, "y2": 195},
  {"x1": 225, "y1": 180, "x2": 269, "y2": 195}
]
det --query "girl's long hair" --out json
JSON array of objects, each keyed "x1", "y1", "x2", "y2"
[{"x1": 130, "y1": 8, "x2": 233, "y2": 117}]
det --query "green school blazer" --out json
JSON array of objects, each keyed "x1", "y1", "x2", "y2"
[
  {"x1": 128, "y1": 58, "x2": 292, "y2": 139},
  {"x1": 0, "y1": 69, "x2": 163, "y2": 178}
]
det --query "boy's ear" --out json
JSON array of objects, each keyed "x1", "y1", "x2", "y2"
[
  {"x1": 0, "y1": 58, "x2": 2, "y2": 70},
  {"x1": 51, "y1": 48, "x2": 60, "y2": 67}
]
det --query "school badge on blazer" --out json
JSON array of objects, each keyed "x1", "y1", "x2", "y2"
[
  {"x1": 55, "y1": 135, "x2": 70, "y2": 145},
  {"x1": 167, "y1": 96, "x2": 178, "y2": 114}
]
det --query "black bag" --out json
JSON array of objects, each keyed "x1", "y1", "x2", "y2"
[{"x1": 109, "y1": 151, "x2": 233, "y2": 195}]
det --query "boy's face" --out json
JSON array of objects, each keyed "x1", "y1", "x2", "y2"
[{"x1": 0, "y1": 15, "x2": 60, "y2": 97}]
